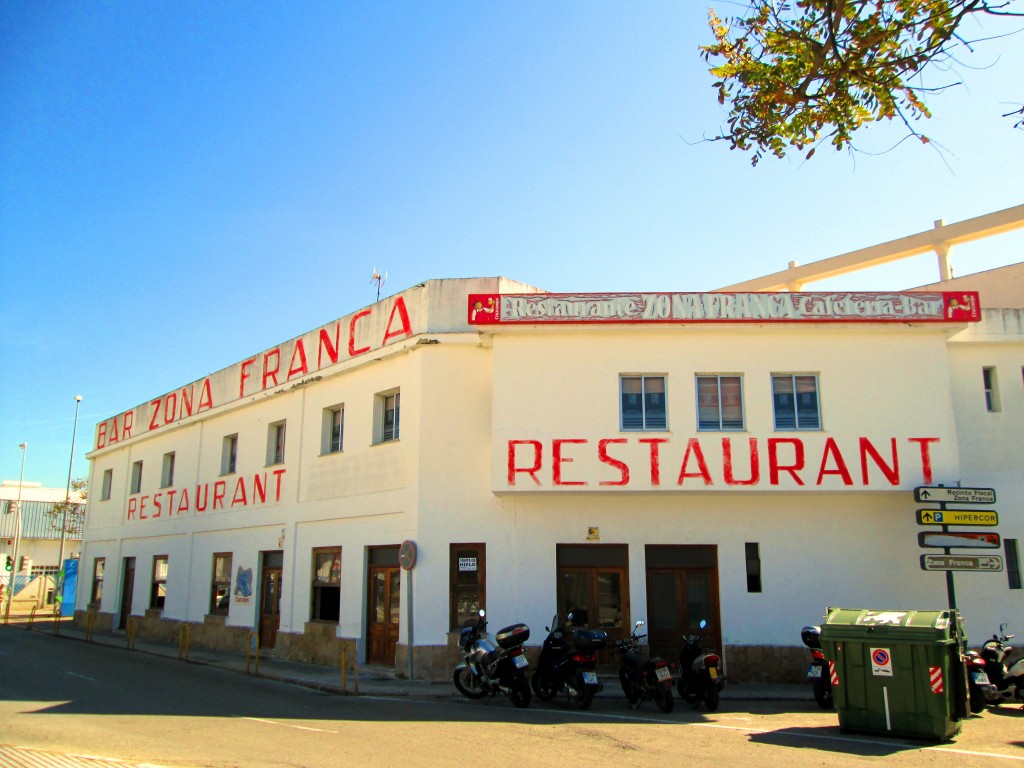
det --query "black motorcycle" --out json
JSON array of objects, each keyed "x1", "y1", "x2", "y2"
[
  {"x1": 531, "y1": 609, "x2": 607, "y2": 710},
  {"x1": 677, "y1": 620, "x2": 725, "y2": 711},
  {"x1": 614, "y1": 619, "x2": 674, "y2": 713},
  {"x1": 800, "y1": 625, "x2": 833, "y2": 709},
  {"x1": 453, "y1": 609, "x2": 532, "y2": 708}
]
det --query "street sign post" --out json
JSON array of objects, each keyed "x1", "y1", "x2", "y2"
[
  {"x1": 916, "y1": 509, "x2": 999, "y2": 526},
  {"x1": 920, "y1": 555, "x2": 1004, "y2": 572},
  {"x1": 918, "y1": 532, "x2": 1001, "y2": 549},
  {"x1": 914, "y1": 486, "x2": 996, "y2": 504}
]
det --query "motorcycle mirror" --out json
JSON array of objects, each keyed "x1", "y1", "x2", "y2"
[
  {"x1": 479, "y1": 609, "x2": 486, "y2": 618},
  {"x1": 634, "y1": 619, "x2": 645, "y2": 630},
  {"x1": 699, "y1": 619, "x2": 707, "y2": 630}
]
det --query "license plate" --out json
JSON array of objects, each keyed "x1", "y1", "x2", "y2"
[
  {"x1": 972, "y1": 671, "x2": 991, "y2": 685},
  {"x1": 513, "y1": 654, "x2": 529, "y2": 669},
  {"x1": 708, "y1": 667, "x2": 718, "y2": 680},
  {"x1": 582, "y1": 671, "x2": 598, "y2": 685},
  {"x1": 655, "y1": 666, "x2": 671, "y2": 682},
  {"x1": 807, "y1": 665, "x2": 823, "y2": 678}
]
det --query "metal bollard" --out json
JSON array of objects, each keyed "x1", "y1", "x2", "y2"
[
  {"x1": 26, "y1": 605, "x2": 37, "y2": 629},
  {"x1": 340, "y1": 645, "x2": 347, "y2": 692},
  {"x1": 246, "y1": 632, "x2": 260, "y2": 675},
  {"x1": 85, "y1": 610, "x2": 97, "y2": 642},
  {"x1": 178, "y1": 624, "x2": 191, "y2": 660},
  {"x1": 126, "y1": 616, "x2": 138, "y2": 650},
  {"x1": 52, "y1": 605, "x2": 61, "y2": 636}
]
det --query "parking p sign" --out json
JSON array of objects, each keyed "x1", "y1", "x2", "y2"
[{"x1": 871, "y1": 648, "x2": 893, "y2": 677}]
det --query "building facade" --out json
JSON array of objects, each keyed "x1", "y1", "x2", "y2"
[{"x1": 78, "y1": 276, "x2": 1023, "y2": 682}]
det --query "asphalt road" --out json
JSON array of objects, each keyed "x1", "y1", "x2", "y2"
[{"x1": 1, "y1": 627, "x2": 1022, "y2": 768}]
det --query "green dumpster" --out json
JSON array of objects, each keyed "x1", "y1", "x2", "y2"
[{"x1": 820, "y1": 608, "x2": 968, "y2": 742}]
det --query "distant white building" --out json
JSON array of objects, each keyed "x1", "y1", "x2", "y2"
[{"x1": 78, "y1": 212, "x2": 1024, "y2": 683}]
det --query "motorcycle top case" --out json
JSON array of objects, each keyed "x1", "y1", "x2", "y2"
[
  {"x1": 495, "y1": 623, "x2": 530, "y2": 649},
  {"x1": 571, "y1": 628, "x2": 609, "y2": 651}
]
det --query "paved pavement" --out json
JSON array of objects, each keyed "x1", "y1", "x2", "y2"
[{"x1": 3, "y1": 612, "x2": 808, "y2": 703}]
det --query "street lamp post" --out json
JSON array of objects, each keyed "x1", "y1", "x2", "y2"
[
  {"x1": 58, "y1": 395, "x2": 83, "y2": 568},
  {"x1": 4, "y1": 443, "x2": 27, "y2": 625}
]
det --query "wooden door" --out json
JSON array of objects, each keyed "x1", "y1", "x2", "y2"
[
  {"x1": 645, "y1": 545, "x2": 721, "y2": 661},
  {"x1": 259, "y1": 566, "x2": 283, "y2": 649},
  {"x1": 367, "y1": 565, "x2": 400, "y2": 665},
  {"x1": 118, "y1": 557, "x2": 135, "y2": 630}
]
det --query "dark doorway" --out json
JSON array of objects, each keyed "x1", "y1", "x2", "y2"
[
  {"x1": 118, "y1": 557, "x2": 135, "y2": 630},
  {"x1": 259, "y1": 551, "x2": 283, "y2": 649},
  {"x1": 645, "y1": 545, "x2": 721, "y2": 662},
  {"x1": 367, "y1": 546, "x2": 400, "y2": 666}
]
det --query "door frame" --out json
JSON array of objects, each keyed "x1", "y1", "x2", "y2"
[
  {"x1": 366, "y1": 545, "x2": 401, "y2": 666},
  {"x1": 644, "y1": 545, "x2": 722, "y2": 662},
  {"x1": 259, "y1": 550, "x2": 284, "y2": 649},
  {"x1": 118, "y1": 556, "x2": 135, "y2": 630}
]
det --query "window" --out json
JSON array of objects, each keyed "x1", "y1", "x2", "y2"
[
  {"x1": 100, "y1": 469, "x2": 113, "y2": 500},
  {"x1": 221, "y1": 434, "x2": 238, "y2": 475},
  {"x1": 161, "y1": 452, "x2": 175, "y2": 488},
  {"x1": 266, "y1": 421, "x2": 286, "y2": 465},
  {"x1": 696, "y1": 375, "x2": 744, "y2": 430},
  {"x1": 556, "y1": 544, "x2": 628, "y2": 637},
  {"x1": 983, "y1": 367, "x2": 1000, "y2": 412},
  {"x1": 151, "y1": 555, "x2": 168, "y2": 610},
  {"x1": 322, "y1": 405, "x2": 344, "y2": 454},
  {"x1": 745, "y1": 542, "x2": 762, "y2": 592},
  {"x1": 90, "y1": 557, "x2": 105, "y2": 606},
  {"x1": 772, "y1": 374, "x2": 821, "y2": 430},
  {"x1": 620, "y1": 375, "x2": 667, "y2": 430},
  {"x1": 450, "y1": 544, "x2": 486, "y2": 631},
  {"x1": 210, "y1": 553, "x2": 232, "y2": 615},
  {"x1": 376, "y1": 391, "x2": 400, "y2": 443},
  {"x1": 311, "y1": 547, "x2": 342, "y2": 622},
  {"x1": 130, "y1": 461, "x2": 143, "y2": 494},
  {"x1": 1006, "y1": 539, "x2": 1021, "y2": 590}
]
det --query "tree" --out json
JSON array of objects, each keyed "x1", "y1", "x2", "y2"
[
  {"x1": 47, "y1": 478, "x2": 87, "y2": 537},
  {"x1": 701, "y1": 1, "x2": 1024, "y2": 165}
]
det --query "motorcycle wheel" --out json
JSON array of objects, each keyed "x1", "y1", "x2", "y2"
[
  {"x1": 531, "y1": 672, "x2": 558, "y2": 701},
  {"x1": 619, "y1": 669, "x2": 641, "y2": 705},
  {"x1": 653, "y1": 686, "x2": 674, "y2": 713},
  {"x1": 966, "y1": 680, "x2": 986, "y2": 714},
  {"x1": 704, "y1": 685, "x2": 720, "y2": 712},
  {"x1": 575, "y1": 688, "x2": 596, "y2": 710},
  {"x1": 509, "y1": 671, "x2": 532, "y2": 709},
  {"x1": 453, "y1": 666, "x2": 487, "y2": 699},
  {"x1": 678, "y1": 678, "x2": 701, "y2": 705},
  {"x1": 813, "y1": 680, "x2": 834, "y2": 710}
]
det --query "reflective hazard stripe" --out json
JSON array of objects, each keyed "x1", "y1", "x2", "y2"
[
  {"x1": 829, "y1": 660, "x2": 839, "y2": 687},
  {"x1": 929, "y1": 666, "x2": 944, "y2": 694}
]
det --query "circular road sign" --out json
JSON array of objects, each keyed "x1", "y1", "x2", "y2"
[{"x1": 399, "y1": 540, "x2": 417, "y2": 571}]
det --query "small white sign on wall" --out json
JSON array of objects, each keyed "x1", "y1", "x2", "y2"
[{"x1": 459, "y1": 557, "x2": 477, "y2": 572}]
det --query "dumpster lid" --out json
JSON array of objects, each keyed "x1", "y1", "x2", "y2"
[{"x1": 821, "y1": 608, "x2": 962, "y2": 642}]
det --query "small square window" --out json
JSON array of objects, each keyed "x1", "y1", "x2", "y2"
[
  {"x1": 160, "y1": 452, "x2": 175, "y2": 488},
  {"x1": 772, "y1": 374, "x2": 821, "y2": 430},
  {"x1": 696, "y1": 375, "x2": 744, "y2": 431},
  {"x1": 90, "y1": 557, "x2": 105, "y2": 606},
  {"x1": 377, "y1": 391, "x2": 400, "y2": 443},
  {"x1": 266, "y1": 421, "x2": 286, "y2": 466},
  {"x1": 210, "y1": 553, "x2": 232, "y2": 615},
  {"x1": 100, "y1": 469, "x2": 113, "y2": 500},
  {"x1": 322, "y1": 405, "x2": 344, "y2": 454},
  {"x1": 130, "y1": 461, "x2": 143, "y2": 494},
  {"x1": 620, "y1": 375, "x2": 667, "y2": 431},
  {"x1": 151, "y1": 555, "x2": 168, "y2": 610},
  {"x1": 222, "y1": 434, "x2": 238, "y2": 475},
  {"x1": 311, "y1": 547, "x2": 341, "y2": 622}
]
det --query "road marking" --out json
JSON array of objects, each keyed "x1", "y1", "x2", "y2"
[
  {"x1": 67, "y1": 671, "x2": 96, "y2": 681},
  {"x1": 240, "y1": 716, "x2": 339, "y2": 733}
]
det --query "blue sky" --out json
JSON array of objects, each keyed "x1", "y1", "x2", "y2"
[{"x1": 2, "y1": 1, "x2": 1022, "y2": 489}]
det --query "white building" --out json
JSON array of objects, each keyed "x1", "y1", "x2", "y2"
[{"x1": 78, "y1": 224, "x2": 1024, "y2": 682}]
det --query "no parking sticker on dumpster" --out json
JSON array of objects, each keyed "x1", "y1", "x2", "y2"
[{"x1": 871, "y1": 648, "x2": 893, "y2": 677}]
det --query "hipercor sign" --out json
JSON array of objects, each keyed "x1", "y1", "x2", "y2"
[{"x1": 468, "y1": 291, "x2": 980, "y2": 325}]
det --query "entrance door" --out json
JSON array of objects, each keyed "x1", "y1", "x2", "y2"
[
  {"x1": 259, "y1": 551, "x2": 284, "y2": 649},
  {"x1": 118, "y1": 557, "x2": 135, "y2": 630},
  {"x1": 645, "y1": 545, "x2": 721, "y2": 662},
  {"x1": 367, "y1": 546, "x2": 400, "y2": 666}
]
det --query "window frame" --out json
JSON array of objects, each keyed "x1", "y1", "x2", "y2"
[
  {"x1": 310, "y1": 546, "x2": 342, "y2": 623},
  {"x1": 210, "y1": 552, "x2": 232, "y2": 615},
  {"x1": 130, "y1": 460, "x2": 143, "y2": 494},
  {"x1": 771, "y1": 373, "x2": 822, "y2": 431},
  {"x1": 160, "y1": 451, "x2": 176, "y2": 488},
  {"x1": 90, "y1": 557, "x2": 105, "y2": 606},
  {"x1": 150, "y1": 555, "x2": 168, "y2": 610},
  {"x1": 322, "y1": 405, "x2": 344, "y2": 455},
  {"x1": 376, "y1": 390, "x2": 401, "y2": 444},
  {"x1": 695, "y1": 374, "x2": 745, "y2": 431},
  {"x1": 619, "y1": 374, "x2": 668, "y2": 431},
  {"x1": 100, "y1": 469, "x2": 113, "y2": 501},
  {"x1": 221, "y1": 433, "x2": 238, "y2": 475},
  {"x1": 450, "y1": 543, "x2": 486, "y2": 631},
  {"x1": 983, "y1": 367, "x2": 1000, "y2": 412},
  {"x1": 266, "y1": 421, "x2": 286, "y2": 466}
]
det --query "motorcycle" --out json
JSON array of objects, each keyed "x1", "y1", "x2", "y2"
[
  {"x1": 677, "y1": 620, "x2": 725, "y2": 711},
  {"x1": 966, "y1": 623, "x2": 1024, "y2": 709},
  {"x1": 800, "y1": 625, "x2": 833, "y2": 709},
  {"x1": 613, "y1": 619, "x2": 674, "y2": 713},
  {"x1": 453, "y1": 609, "x2": 532, "y2": 708},
  {"x1": 531, "y1": 609, "x2": 608, "y2": 710}
]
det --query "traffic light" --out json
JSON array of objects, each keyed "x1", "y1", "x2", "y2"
[{"x1": 4, "y1": 555, "x2": 12, "y2": 572}]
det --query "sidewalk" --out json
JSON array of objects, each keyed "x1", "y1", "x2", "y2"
[{"x1": 9, "y1": 614, "x2": 809, "y2": 703}]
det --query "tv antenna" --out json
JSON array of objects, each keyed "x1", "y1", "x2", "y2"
[{"x1": 370, "y1": 267, "x2": 388, "y2": 302}]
